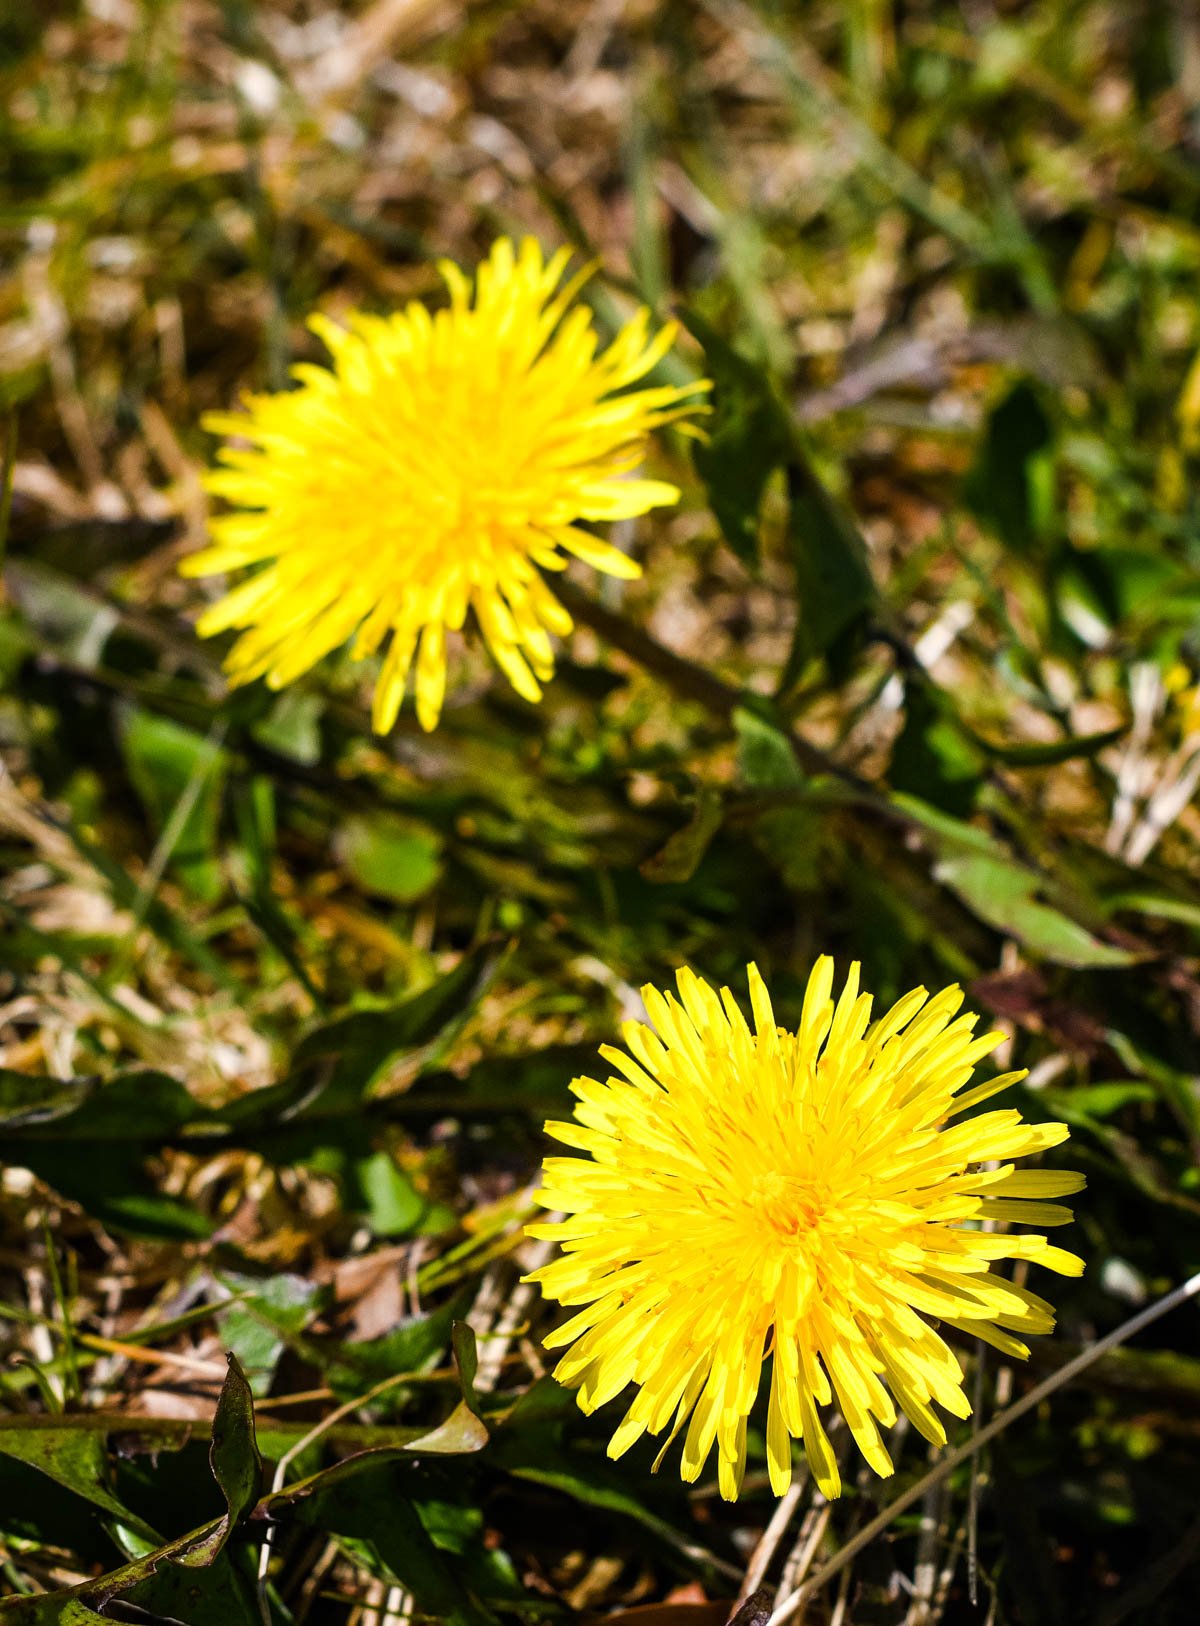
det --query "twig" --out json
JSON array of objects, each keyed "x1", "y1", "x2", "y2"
[
  {"x1": 473, "y1": 1237, "x2": 555, "y2": 1395},
  {"x1": 775, "y1": 1498, "x2": 831, "y2": 1616},
  {"x1": 930, "y1": 1522, "x2": 967, "y2": 1625},
  {"x1": 770, "y1": 1269, "x2": 1200, "y2": 1626},
  {"x1": 967, "y1": 1346, "x2": 986, "y2": 1606},
  {"x1": 903, "y1": 1475, "x2": 947, "y2": 1626},
  {"x1": 737, "y1": 1477, "x2": 807, "y2": 1604}
]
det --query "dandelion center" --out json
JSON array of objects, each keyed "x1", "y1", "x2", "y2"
[{"x1": 747, "y1": 1169, "x2": 834, "y2": 1237}]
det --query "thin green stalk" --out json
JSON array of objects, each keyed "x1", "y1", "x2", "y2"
[{"x1": 41, "y1": 1224, "x2": 81, "y2": 1408}]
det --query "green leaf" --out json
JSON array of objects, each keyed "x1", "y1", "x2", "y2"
[
  {"x1": 1106, "y1": 1031, "x2": 1200, "y2": 1141},
  {"x1": 0, "y1": 1426, "x2": 160, "y2": 1544},
  {"x1": 337, "y1": 811, "x2": 444, "y2": 903},
  {"x1": 409, "y1": 1494, "x2": 526, "y2": 1608},
  {"x1": 1045, "y1": 1082, "x2": 1155, "y2": 1121},
  {"x1": 5, "y1": 1365, "x2": 263, "y2": 1619},
  {"x1": 6, "y1": 1597, "x2": 119, "y2": 1626},
  {"x1": 118, "y1": 708, "x2": 228, "y2": 902},
  {"x1": 1058, "y1": 544, "x2": 1191, "y2": 632},
  {"x1": 967, "y1": 722, "x2": 1127, "y2": 768},
  {"x1": 890, "y1": 679, "x2": 984, "y2": 816},
  {"x1": 352, "y1": 1149, "x2": 425, "y2": 1237},
  {"x1": 684, "y1": 314, "x2": 791, "y2": 568},
  {"x1": 58, "y1": 1604, "x2": 114, "y2": 1625},
  {"x1": 895, "y1": 794, "x2": 1139, "y2": 968},
  {"x1": 120, "y1": 1548, "x2": 264, "y2": 1626},
  {"x1": 250, "y1": 687, "x2": 324, "y2": 765},
  {"x1": 491, "y1": 1420, "x2": 704, "y2": 1567},
  {"x1": 0, "y1": 1070, "x2": 94, "y2": 1129},
  {"x1": 1105, "y1": 890, "x2": 1200, "y2": 931},
  {"x1": 964, "y1": 379, "x2": 1056, "y2": 554},
  {"x1": 328, "y1": 1296, "x2": 469, "y2": 1397},
  {"x1": 214, "y1": 1273, "x2": 322, "y2": 1398},
  {"x1": 640, "y1": 788, "x2": 724, "y2": 883},
  {"x1": 0, "y1": 1452, "x2": 112, "y2": 1553},
  {"x1": 748, "y1": 804, "x2": 827, "y2": 894},
  {"x1": 735, "y1": 707, "x2": 803, "y2": 789},
  {"x1": 933, "y1": 852, "x2": 1136, "y2": 969},
  {"x1": 0, "y1": 1070, "x2": 199, "y2": 1139},
  {"x1": 283, "y1": 939, "x2": 505, "y2": 1117},
  {"x1": 0, "y1": 603, "x2": 35, "y2": 686},
  {"x1": 0, "y1": 1512, "x2": 264, "y2": 1625},
  {"x1": 206, "y1": 1352, "x2": 262, "y2": 1536},
  {"x1": 891, "y1": 796, "x2": 1138, "y2": 962},
  {"x1": 268, "y1": 1460, "x2": 493, "y2": 1626},
  {"x1": 782, "y1": 455, "x2": 876, "y2": 675},
  {"x1": 261, "y1": 1403, "x2": 487, "y2": 1513},
  {"x1": 0, "y1": 1070, "x2": 215, "y2": 1240},
  {"x1": 684, "y1": 312, "x2": 875, "y2": 674},
  {"x1": 452, "y1": 1320, "x2": 481, "y2": 1414}
]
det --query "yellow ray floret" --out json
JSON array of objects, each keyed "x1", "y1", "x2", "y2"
[
  {"x1": 526, "y1": 958, "x2": 1083, "y2": 1502},
  {"x1": 183, "y1": 236, "x2": 709, "y2": 731}
]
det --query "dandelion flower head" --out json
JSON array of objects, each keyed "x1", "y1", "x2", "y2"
[
  {"x1": 184, "y1": 238, "x2": 707, "y2": 731},
  {"x1": 528, "y1": 958, "x2": 1083, "y2": 1501}
]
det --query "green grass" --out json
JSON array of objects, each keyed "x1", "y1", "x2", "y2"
[{"x1": 2, "y1": 1, "x2": 1200, "y2": 1621}]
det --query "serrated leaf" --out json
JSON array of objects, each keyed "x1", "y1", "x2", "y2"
[
  {"x1": 58, "y1": 1604, "x2": 114, "y2": 1625},
  {"x1": 0, "y1": 1517, "x2": 241, "y2": 1624}
]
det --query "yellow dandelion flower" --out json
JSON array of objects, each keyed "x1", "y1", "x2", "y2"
[
  {"x1": 183, "y1": 237, "x2": 708, "y2": 732},
  {"x1": 527, "y1": 958, "x2": 1084, "y2": 1502}
]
